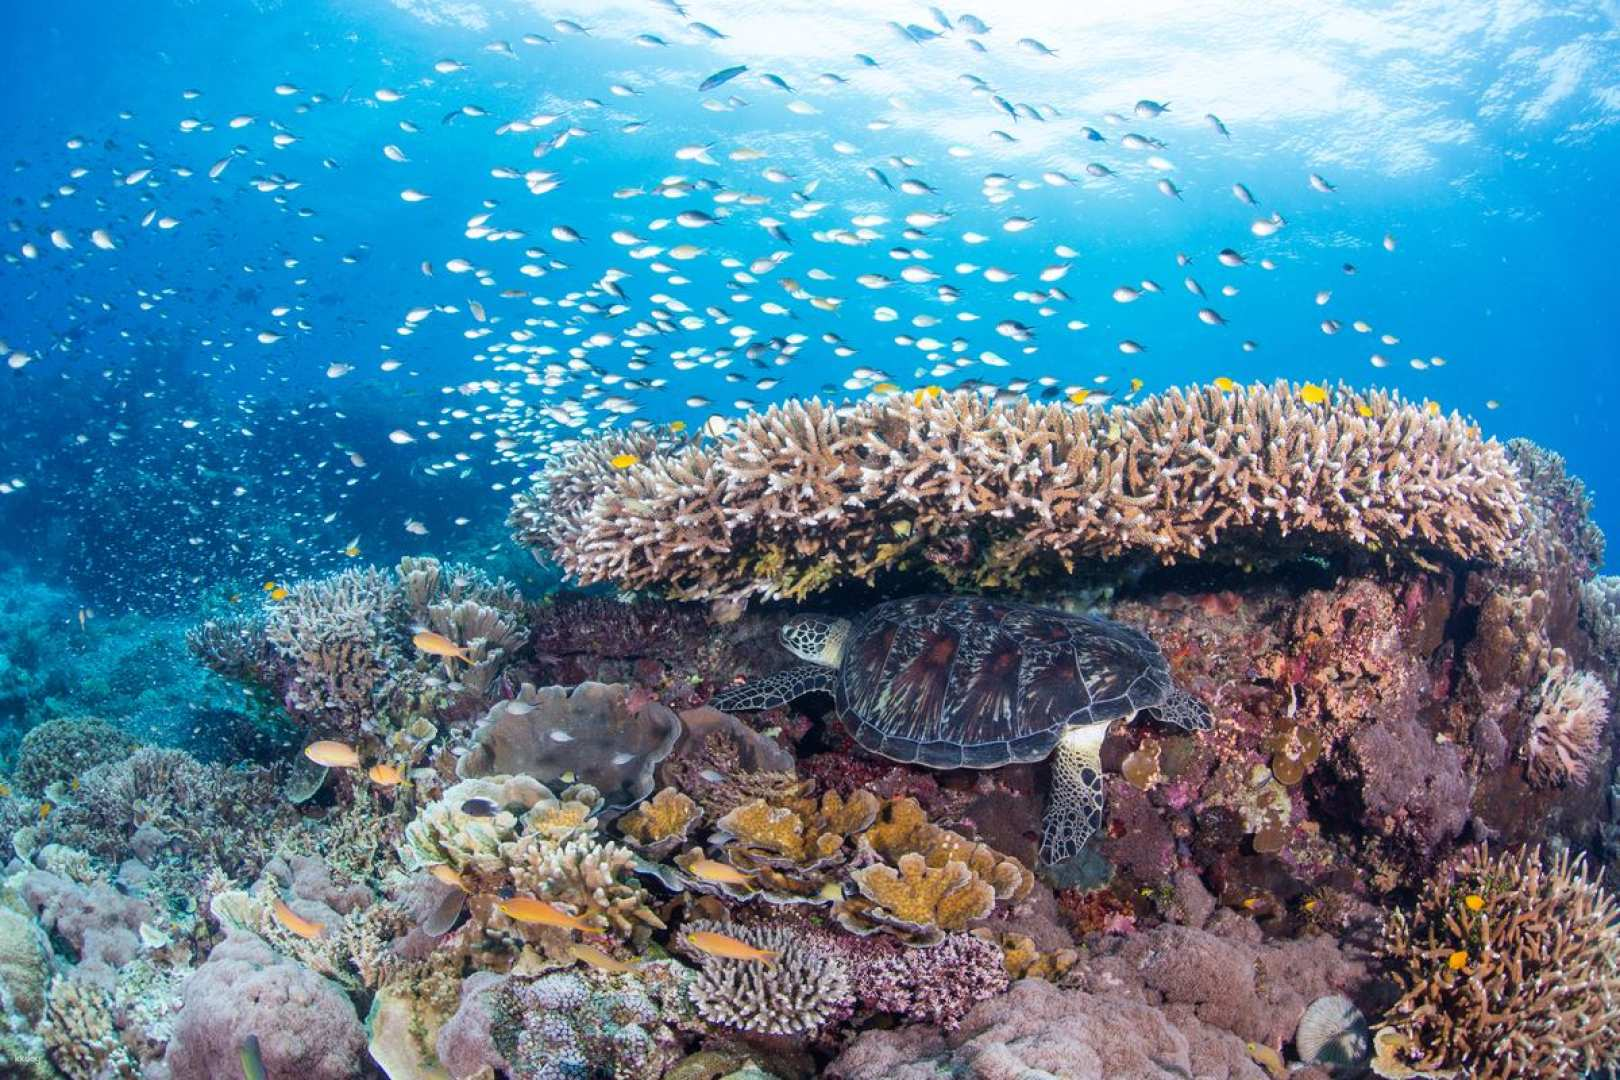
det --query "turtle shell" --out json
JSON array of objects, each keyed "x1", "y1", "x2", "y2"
[{"x1": 836, "y1": 595, "x2": 1174, "y2": 769}]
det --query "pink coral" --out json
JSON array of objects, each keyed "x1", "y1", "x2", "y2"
[
  {"x1": 19, "y1": 870, "x2": 152, "y2": 989},
  {"x1": 1523, "y1": 667, "x2": 1610, "y2": 788},
  {"x1": 829, "y1": 977, "x2": 1267, "y2": 1080},
  {"x1": 861, "y1": 932, "x2": 1009, "y2": 1030},
  {"x1": 162, "y1": 932, "x2": 366, "y2": 1080}
]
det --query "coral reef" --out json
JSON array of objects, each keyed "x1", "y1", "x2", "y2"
[
  {"x1": 1374, "y1": 845, "x2": 1620, "y2": 1078},
  {"x1": 861, "y1": 931, "x2": 1009, "y2": 1030},
  {"x1": 515, "y1": 383, "x2": 1527, "y2": 601}
]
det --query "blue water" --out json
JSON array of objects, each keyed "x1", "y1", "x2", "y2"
[{"x1": 2, "y1": 0, "x2": 1618, "y2": 615}]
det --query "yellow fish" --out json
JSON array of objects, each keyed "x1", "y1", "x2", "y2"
[
  {"x1": 304, "y1": 740, "x2": 361, "y2": 768},
  {"x1": 368, "y1": 762, "x2": 404, "y2": 786},
  {"x1": 1069, "y1": 389, "x2": 1091, "y2": 405},
  {"x1": 569, "y1": 942, "x2": 636, "y2": 973},
  {"x1": 872, "y1": 381, "x2": 900, "y2": 394},
  {"x1": 1424, "y1": 400, "x2": 1441, "y2": 416},
  {"x1": 342, "y1": 538, "x2": 361, "y2": 558},
  {"x1": 1213, "y1": 376, "x2": 1237, "y2": 392},
  {"x1": 263, "y1": 581, "x2": 277, "y2": 592},
  {"x1": 669, "y1": 420, "x2": 686, "y2": 433},
  {"x1": 1356, "y1": 403, "x2": 1374, "y2": 418},
  {"x1": 38, "y1": 802, "x2": 51, "y2": 820},
  {"x1": 685, "y1": 858, "x2": 753, "y2": 886},
  {"x1": 1463, "y1": 894, "x2": 1485, "y2": 912},
  {"x1": 1447, "y1": 950, "x2": 1469, "y2": 970},
  {"x1": 272, "y1": 898, "x2": 326, "y2": 940},
  {"x1": 413, "y1": 631, "x2": 471, "y2": 663},
  {"x1": 609, "y1": 453, "x2": 639, "y2": 470},
  {"x1": 269, "y1": 587, "x2": 289, "y2": 601},
  {"x1": 498, "y1": 897, "x2": 595, "y2": 932},
  {"x1": 1299, "y1": 383, "x2": 1329, "y2": 405},
  {"x1": 1129, "y1": 377, "x2": 1144, "y2": 394},
  {"x1": 428, "y1": 865, "x2": 466, "y2": 891},
  {"x1": 685, "y1": 928, "x2": 777, "y2": 966},
  {"x1": 1246, "y1": 1042, "x2": 1286, "y2": 1080}
]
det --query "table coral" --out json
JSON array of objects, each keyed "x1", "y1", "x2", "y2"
[
  {"x1": 515, "y1": 382, "x2": 1527, "y2": 602},
  {"x1": 1375, "y1": 845, "x2": 1620, "y2": 1079},
  {"x1": 617, "y1": 786, "x2": 702, "y2": 858}
]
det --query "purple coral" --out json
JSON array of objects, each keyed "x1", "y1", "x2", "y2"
[
  {"x1": 19, "y1": 869, "x2": 151, "y2": 989},
  {"x1": 862, "y1": 932, "x2": 1009, "y2": 1030},
  {"x1": 162, "y1": 931, "x2": 366, "y2": 1080}
]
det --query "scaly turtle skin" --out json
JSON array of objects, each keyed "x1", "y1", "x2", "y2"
[{"x1": 711, "y1": 594, "x2": 1210, "y2": 864}]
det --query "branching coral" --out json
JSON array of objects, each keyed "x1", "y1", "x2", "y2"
[
  {"x1": 1375, "y1": 845, "x2": 1620, "y2": 1078},
  {"x1": 514, "y1": 382, "x2": 1528, "y2": 600},
  {"x1": 680, "y1": 920, "x2": 853, "y2": 1036},
  {"x1": 11, "y1": 716, "x2": 138, "y2": 797},
  {"x1": 1522, "y1": 665, "x2": 1610, "y2": 787},
  {"x1": 862, "y1": 930, "x2": 1009, "y2": 1029},
  {"x1": 39, "y1": 975, "x2": 139, "y2": 1080},
  {"x1": 1580, "y1": 574, "x2": 1620, "y2": 671}
]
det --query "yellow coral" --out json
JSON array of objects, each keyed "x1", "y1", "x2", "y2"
[
  {"x1": 848, "y1": 852, "x2": 994, "y2": 933},
  {"x1": 618, "y1": 787, "x2": 700, "y2": 853}
]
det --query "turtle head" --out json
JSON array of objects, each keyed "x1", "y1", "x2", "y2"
[{"x1": 780, "y1": 615, "x2": 850, "y2": 667}]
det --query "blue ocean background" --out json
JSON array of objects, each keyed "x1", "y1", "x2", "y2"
[{"x1": 2, "y1": 0, "x2": 1617, "y2": 631}]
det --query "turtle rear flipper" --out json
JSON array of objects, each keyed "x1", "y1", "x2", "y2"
[
  {"x1": 1039, "y1": 721, "x2": 1110, "y2": 865},
  {"x1": 710, "y1": 664, "x2": 835, "y2": 712},
  {"x1": 1158, "y1": 686, "x2": 1211, "y2": 731}
]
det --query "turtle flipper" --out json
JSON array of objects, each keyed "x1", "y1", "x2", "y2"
[
  {"x1": 710, "y1": 664, "x2": 835, "y2": 712},
  {"x1": 1158, "y1": 686, "x2": 1212, "y2": 732},
  {"x1": 1040, "y1": 721, "x2": 1110, "y2": 865}
]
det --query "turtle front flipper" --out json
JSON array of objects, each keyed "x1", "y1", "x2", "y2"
[
  {"x1": 710, "y1": 664, "x2": 836, "y2": 712},
  {"x1": 1039, "y1": 721, "x2": 1111, "y2": 865},
  {"x1": 1158, "y1": 686, "x2": 1212, "y2": 731}
]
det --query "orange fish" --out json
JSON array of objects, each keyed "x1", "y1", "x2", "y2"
[
  {"x1": 685, "y1": 928, "x2": 777, "y2": 966},
  {"x1": 272, "y1": 898, "x2": 325, "y2": 940},
  {"x1": 497, "y1": 897, "x2": 594, "y2": 932},
  {"x1": 304, "y1": 740, "x2": 361, "y2": 768},
  {"x1": 686, "y1": 858, "x2": 753, "y2": 886},
  {"x1": 428, "y1": 865, "x2": 466, "y2": 891},
  {"x1": 413, "y1": 630, "x2": 471, "y2": 663},
  {"x1": 368, "y1": 763, "x2": 404, "y2": 786},
  {"x1": 569, "y1": 942, "x2": 636, "y2": 973}
]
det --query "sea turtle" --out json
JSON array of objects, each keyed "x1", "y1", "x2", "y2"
[{"x1": 711, "y1": 594, "x2": 1210, "y2": 864}]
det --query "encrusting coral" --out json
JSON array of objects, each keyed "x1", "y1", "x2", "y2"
[
  {"x1": 513, "y1": 382, "x2": 1527, "y2": 601},
  {"x1": 1374, "y1": 844, "x2": 1620, "y2": 1079}
]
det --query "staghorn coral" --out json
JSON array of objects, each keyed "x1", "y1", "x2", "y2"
[
  {"x1": 402, "y1": 555, "x2": 530, "y2": 695},
  {"x1": 681, "y1": 919, "x2": 854, "y2": 1037},
  {"x1": 1505, "y1": 438, "x2": 1606, "y2": 579},
  {"x1": 503, "y1": 833, "x2": 665, "y2": 939},
  {"x1": 1375, "y1": 845, "x2": 1620, "y2": 1079},
  {"x1": 458, "y1": 681, "x2": 681, "y2": 814},
  {"x1": 1522, "y1": 664, "x2": 1610, "y2": 788},
  {"x1": 184, "y1": 614, "x2": 274, "y2": 688},
  {"x1": 515, "y1": 382, "x2": 1528, "y2": 601},
  {"x1": 1580, "y1": 574, "x2": 1620, "y2": 671},
  {"x1": 11, "y1": 716, "x2": 139, "y2": 797},
  {"x1": 265, "y1": 565, "x2": 400, "y2": 728},
  {"x1": 39, "y1": 975, "x2": 139, "y2": 1080}
]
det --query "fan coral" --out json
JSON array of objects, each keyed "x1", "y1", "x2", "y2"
[
  {"x1": 681, "y1": 920, "x2": 854, "y2": 1037},
  {"x1": 1522, "y1": 665, "x2": 1610, "y2": 787},
  {"x1": 1375, "y1": 845, "x2": 1620, "y2": 1078},
  {"x1": 163, "y1": 931, "x2": 367, "y2": 1080},
  {"x1": 514, "y1": 382, "x2": 1527, "y2": 601},
  {"x1": 457, "y1": 681, "x2": 681, "y2": 814},
  {"x1": 11, "y1": 716, "x2": 139, "y2": 796},
  {"x1": 435, "y1": 963, "x2": 694, "y2": 1080}
]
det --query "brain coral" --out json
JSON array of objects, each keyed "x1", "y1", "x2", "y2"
[{"x1": 512, "y1": 382, "x2": 1527, "y2": 601}]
